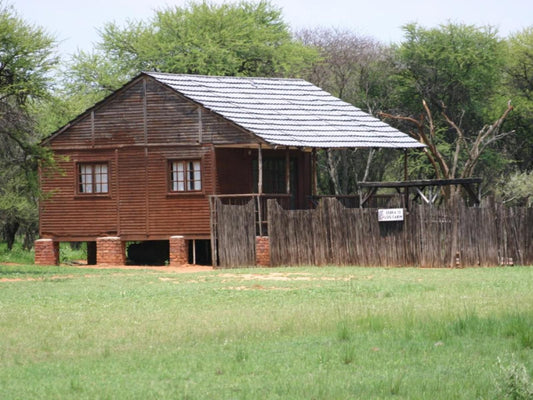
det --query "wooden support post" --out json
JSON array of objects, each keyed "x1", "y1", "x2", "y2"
[
  {"x1": 90, "y1": 111, "x2": 95, "y2": 147},
  {"x1": 142, "y1": 77, "x2": 148, "y2": 145},
  {"x1": 209, "y1": 196, "x2": 218, "y2": 268},
  {"x1": 257, "y1": 144, "x2": 264, "y2": 236},
  {"x1": 256, "y1": 195, "x2": 263, "y2": 237},
  {"x1": 404, "y1": 149, "x2": 409, "y2": 210},
  {"x1": 312, "y1": 148, "x2": 317, "y2": 196},
  {"x1": 404, "y1": 149, "x2": 408, "y2": 181},
  {"x1": 285, "y1": 147, "x2": 290, "y2": 195},
  {"x1": 258, "y1": 144, "x2": 263, "y2": 195},
  {"x1": 197, "y1": 108, "x2": 203, "y2": 143}
]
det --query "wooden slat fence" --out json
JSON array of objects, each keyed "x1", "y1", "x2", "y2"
[
  {"x1": 212, "y1": 199, "x2": 256, "y2": 268},
  {"x1": 268, "y1": 198, "x2": 533, "y2": 267}
]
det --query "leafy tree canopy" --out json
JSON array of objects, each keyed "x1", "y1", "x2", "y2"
[
  {"x1": 64, "y1": 0, "x2": 316, "y2": 103},
  {"x1": 501, "y1": 27, "x2": 533, "y2": 171},
  {"x1": 396, "y1": 23, "x2": 504, "y2": 130},
  {"x1": 0, "y1": 0, "x2": 57, "y2": 249}
]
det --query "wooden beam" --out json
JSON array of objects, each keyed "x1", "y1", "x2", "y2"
[
  {"x1": 209, "y1": 196, "x2": 218, "y2": 267},
  {"x1": 257, "y1": 144, "x2": 264, "y2": 236},
  {"x1": 404, "y1": 149, "x2": 409, "y2": 209},
  {"x1": 404, "y1": 149, "x2": 408, "y2": 181},
  {"x1": 198, "y1": 108, "x2": 203, "y2": 144},
  {"x1": 142, "y1": 78, "x2": 148, "y2": 145},
  {"x1": 414, "y1": 187, "x2": 430, "y2": 204},
  {"x1": 285, "y1": 148, "x2": 290, "y2": 195},
  {"x1": 90, "y1": 111, "x2": 95, "y2": 148},
  {"x1": 115, "y1": 149, "x2": 120, "y2": 236},
  {"x1": 144, "y1": 147, "x2": 150, "y2": 236},
  {"x1": 312, "y1": 148, "x2": 317, "y2": 196},
  {"x1": 258, "y1": 144, "x2": 263, "y2": 195},
  {"x1": 359, "y1": 178, "x2": 482, "y2": 189},
  {"x1": 361, "y1": 187, "x2": 378, "y2": 206}
]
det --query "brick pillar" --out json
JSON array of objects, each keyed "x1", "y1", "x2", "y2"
[
  {"x1": 256, "y1": 236, "x2": 270, "y2": 267},
  {"x1": 169, "y1": 236, "x2": 188, "y2": 266},
  {"x1": 96, "y1": 237, "x2": 125, "y2": 265},
  {"x1": 34, "y1": 239, "x2": 60, "y2": 266}
]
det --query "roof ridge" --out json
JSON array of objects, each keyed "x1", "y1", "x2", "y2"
[{"x1": 143, "y1": 71, "x2": 307, "y2": 82}]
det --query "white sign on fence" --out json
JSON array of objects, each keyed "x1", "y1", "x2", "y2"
[{"x1": 378, "y1": 208, "x2": 404, "y2": 222}]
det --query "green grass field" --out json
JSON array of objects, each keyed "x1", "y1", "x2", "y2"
[{"x1": 0, "y1": 263, "x2": 532, "y2": 399}]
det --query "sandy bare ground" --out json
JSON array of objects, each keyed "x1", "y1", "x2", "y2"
[
  {"x1": 0, "y1": 262, "x2": 213, "y2": 282},
  {"x1": 70, "y1": 263, "x2": 214, "y2": 273}
]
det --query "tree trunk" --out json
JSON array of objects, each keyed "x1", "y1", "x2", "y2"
[{"x1": 3, "y1": 220, "x2": 20, "y2": 251}]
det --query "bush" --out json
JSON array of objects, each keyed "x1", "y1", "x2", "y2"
[{"x1": 495, "y1": 356, "x2": 533, "y2": 400}]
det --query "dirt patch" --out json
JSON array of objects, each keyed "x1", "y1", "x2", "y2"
[
  {"x1": 0, "y1": 262, "x2": 213, "y2": 283},
  {"x1": 0, "y1": 274, "x2": 76, "y2": 283},
  {"x1": 224, "y1": 284, "x2": 292, "y2": 291},
  {"x1": 217, "y1": 272, "x2": 312, "y2": 281},
  {"x1": 72, "y1": 263, "x2": 214, "y2": 273},
  {"x1": 217, "y1": 272, "x2": 359, "y2": 282}
]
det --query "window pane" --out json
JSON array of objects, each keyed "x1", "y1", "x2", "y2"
[
  {"x1": 80, "y1": 164, "x2": 93, "y2": 193},
  {"x1": 177, "y1": 162, "x2": 184, "y2": 191},
  {"x1": 187, "y1": 162, "x2": 195, "y2": 191},
  {"x1": 101, "y1": 164, "x2": 108, "y2": 192},
  {"x1": 94, "y1": 164, "x2": 108, "y2": 193},
  {"x1": 193, "y1": 161, "x2": 201, "y2": 190},
  {"x1": 171, "y1": 162, "x2": 185, "y2": 191}
]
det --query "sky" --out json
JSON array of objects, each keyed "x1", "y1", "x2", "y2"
[{"x1": 11, "y1": 0, "x2": 533, "y2": 59}]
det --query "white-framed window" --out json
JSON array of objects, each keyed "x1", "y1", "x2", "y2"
[
  {"x1": 78, "y1": 163, "x2": 109, "y2": 194},
  {"x1": 170, "y1": 160, "x2": 202, "y2": 192}
]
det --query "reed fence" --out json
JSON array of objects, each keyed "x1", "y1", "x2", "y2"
[{"x1": 267, "y1": 198, "x2": 533, "y2": 267}]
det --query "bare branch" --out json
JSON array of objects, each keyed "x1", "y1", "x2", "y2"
[
  {"x1": 422, "y1": 100, "x2": 435, "y2": 138},
  {"x1": 379, "y1": 109, "x2": 449, "y2": 178},
  {"x1": 441, "y1": 111, "x2": 465, "y2": 179},
  {"x1": 460, "y1": 102, "x2": 514, "y2": 178}
]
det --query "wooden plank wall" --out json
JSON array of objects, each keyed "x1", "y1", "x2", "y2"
[
  {"x1": 40, "y1": 75, "x2": 257, "y2": 241},
  {"x1": 267, "y1": 198, "x2": 533, "y2": 267},
  {"x1": 40, "y1": 150, "x2": 119, "y2": 240}
]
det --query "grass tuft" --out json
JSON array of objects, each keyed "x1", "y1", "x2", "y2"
[
  {"x1": 336, "y1": 319, "x2": 351, "y2": 341},
  {"x1": 495, "y1": 356, "x2": 533, "y2": 400},
  {"x1": 340, "y1": 344, "x2": 356, "y2": 365},
  {"x1": 389, "y1": 372, "x2": 406, "y2": 396}
]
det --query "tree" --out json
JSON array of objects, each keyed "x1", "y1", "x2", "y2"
[
  {"x1": 396, "y1": 23, "x2": 504, "y2": 130},
  {"x1": 64, "y1": 1, "x2": 316, "y2": 101},
  {"x1": 380, "y1": 100, "x2": 514, "y2": 199},
  {"x1": 497, "y1": 170, "x2": 533, "y2": 207},
  {"x1": 298, "y1": 28, "x2": 397, "y2": 114},
  {"x1": 0, "y1": 1, "x2": 57, "y2": 249},
  {"x1": 297, "y1": 28, "x2": 402, "y2": 195},
  {"x1": 385, "y1": 23, "x2": 514, "y2": 192},
  {"x1": 501, "y1": 27, "x2": 533, "y2": 171}
]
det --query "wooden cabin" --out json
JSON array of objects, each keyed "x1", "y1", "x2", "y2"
[{"x1": 36, "y1": 72, "x2": 423, "y2": 266}]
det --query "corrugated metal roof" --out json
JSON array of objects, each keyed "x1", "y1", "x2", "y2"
[{"x1": 145, "y1": 72, "x2": 424, "y2": 149}]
